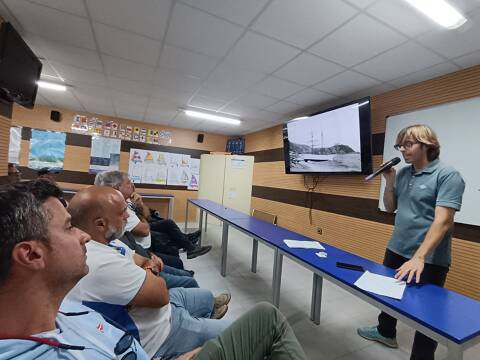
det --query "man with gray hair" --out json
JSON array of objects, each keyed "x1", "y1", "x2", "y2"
[{"x1": 95, "y1": 171, "x2": 211, "y2": 259}]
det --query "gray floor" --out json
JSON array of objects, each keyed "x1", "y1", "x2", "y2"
[{"x1": 182, "y1": 223, "x2": 479, "y2": 360}]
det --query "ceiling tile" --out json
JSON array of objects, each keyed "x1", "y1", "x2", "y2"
[
  {"x1": 181, "y1": 0, "x2": 268, "y2": 26},
  {"x1": 101, "y1": 55, "x2": 155, "y2": 82},
  {"x1": 154, "y1": 67, "x2": 202, "y2": 93},
  {"x1": 367, "y1": 0, "x2": 436, "y2": 38},
  {"x1": 107, "y1": 76, "x2": 153, "y2": 97},
  {"x1": 388, "y1": 62, "x2": 461, "y2": 88},
  {"x1": 251, "y1": 76, "x2": 304, "y2": 99},
  {"x1": 314, "y1": 70, "x2": 380, "y2": 96},
  {"x1": 169, "y1": 113, "x2": 203, "y2": 129},
  {"x1": 39, "y1": 60, "x2": 58, "y2": 78},
  {"x1": 233, "y1": 92, "x2": 279, "y2": 109},
  {"x1": 50, "y1": 61, "x2": 107, "y2": 87},
  {"x1": 453, "y1": 50, "x2": 480, "y2": 68},
  {"x1": 25, "y1": 36, "x2": 103, "y2": 71},
  {"x1": 110, "y1": 90, "x2": 149, "y2": 108},
  {"x1": 150, "y1": 86, "x2": 193, "y2": 106},
  {"x1": 166, "y1": 3, "x2": 243, "y2": 57},
  {"x1": 4, "y1": 0, "x2": 96, "y2": 49},
  {"x1": 144, "y1": 105, "x2": 178, "y2": 125},
  {"x1": 285, "y1": 88, "x2": 337, "y2": 107},
  {"x1": 31, "y1": 0, "x2": 87, "y2": 16},
  {"x1": 93, "y1": 22, "x2": 161, "y2": 66},
  {"x1": 252, "y1": 0, "x2": 357, "y2": 48},
  {"x1": 415, "y1": 11, "x2": 480, "y2": 59},
  {"x1": 309, "y1": 14, "x2": 406, "y2": 67},
  {"x1": 35, "y1": 94, "x2": 51, "y2": 106},
  {"x1": 38, "y1": 87, "x2": 84, "y2": 111},
  {"x1": 353, "y1": 41, "x2": 444, "y2": 81},
  {"x1": 199, "y1": 63, "x2": 266, "y2": 100},
  {"x1": 74, "y1": 91, "x2": 115, "y2": 116},
  {"x1": 344, "y1": 0, "x2": 377, "y2": 8},
  {"x1": 274, "y1": 53, "x2": 344, "y2": 86},
  {"x1": 265, "y1": 100, "x2": 302, "y2": 114},
  {"x1": 188, "y1": 95, "x2": 227, "y2": 111},
  {"x1": 86, "y1": 0, "x2": 171, "y2": 40},
  {"x1": 158, "y1": 44, "x2": 219, "y2": 80},
  {"x1": 115, "y1": 106, "x2": 146, "y2": 122},
  {"x1": 224, "y1": 31, "x2": 300, "y2": 74},
  {"x1": 74, "y1": 83, "x2": 112, "y2": 99}
]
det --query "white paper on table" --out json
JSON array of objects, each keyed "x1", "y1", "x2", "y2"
[
  {"x1": 354, "y1": 271, "x2": 406, "y2": 300},
  {"x1": 283, "y1": 239, "x2": 325, "y2": 250}
]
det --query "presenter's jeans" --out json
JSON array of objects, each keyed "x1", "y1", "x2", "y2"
[
  {"x1": 195, "y1": 302, "x2": 307, "y2": 360},
  {"x1": 377, "y1": 249, "x2": 448, "y2": 360}
]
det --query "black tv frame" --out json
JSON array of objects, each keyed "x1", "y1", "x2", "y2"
[
  {"x1": 0, "y1": 22, "x2": 42, "y2": 109},
  {"x1": 283, "y1": 96, "x2": 373, "y2": 175}
]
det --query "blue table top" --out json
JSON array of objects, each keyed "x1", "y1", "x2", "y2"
[
  {"x1": 227, "y1": 216, "x2": 480, "y2": 345},
  {"x1": 189, "y1": 199, "x2": 251, "y2": 221}
]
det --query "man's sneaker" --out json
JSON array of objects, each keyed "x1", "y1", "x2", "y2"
[
  {"x1": 187, "y1": 230, "x2": 201, "y2": 244},
  {"x1": 187, "y1": 245, "x2": 212, "y2": 259},
  {"x1": 214, "y1": 291, "x2": 231, "y2": 309},
  {"x1": 211, "y1": 304, "x2": 228, "y2": 319},
  {"x1": 357, "y1": 326, "x2": 398, "y2": 348}
]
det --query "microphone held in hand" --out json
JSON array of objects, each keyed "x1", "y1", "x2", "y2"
[{"x1": 364, "y1": 157, "x2": 401, "y2": 181}]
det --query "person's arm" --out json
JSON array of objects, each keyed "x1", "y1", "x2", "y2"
[
  {"x1": 382, "y1": 167, "x2": 397, "y2": 213},
  {"x1": 130, "y1": 270, "x2": 169, "y2": 307},
  {"x1": 131, "y1": 191, "x2": 151, "y2": 221},
  {"x1": 133, "y1": 253, "x2": 161, "y2": 274},
  {"x1": 130, "y1": 219, "x2": 150, "y2": 237},
  {"x1": 175, "y1": 348, "x2": 202, "y2": 360},
  {"x1": 395, "y1": 206, "x2": 456, "y2": 283}
]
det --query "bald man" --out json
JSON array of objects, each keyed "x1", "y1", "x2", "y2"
[{"x1": 66, "y1": 186, "x2": 231, "y2": 359}]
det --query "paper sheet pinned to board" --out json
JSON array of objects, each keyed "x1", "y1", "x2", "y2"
[
  {"x1": 283, "y1": 239, "x2": 325, "y2": 250},
  {"x1": 354, "y1": 271, "x2": 406, "y2": 300}
]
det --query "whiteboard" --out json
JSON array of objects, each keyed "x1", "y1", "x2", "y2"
[{"x1": 379, "y1": 97, "x2": 479, "y2": 226}]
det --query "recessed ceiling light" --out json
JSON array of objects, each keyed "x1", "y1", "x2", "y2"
[
  {"x1": 183, "y1": 109, "x2": 241, "y2": 126},
  {"x1": 37, "y1": 80, "x2": 67, "y2": 91},
  {"x1": 404, "y1": 0, "x2": 467, "y2": 29}
]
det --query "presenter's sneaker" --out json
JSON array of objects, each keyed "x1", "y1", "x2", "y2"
[
  {"x1": 187, "y1": 245, "x2": 212, "y2": 259},
  {"x1": 187, "y1": 230, "x2": 202, "y2": 244},
  {"x1": 357, "y1": 326, "x2": 398, "y2": 348},
  {"x1": 211, "y1": 305, "x2": 228, "y2": 319},
  {"x1": 214, "y1": 291, "x2": 231, "y2": 309}
]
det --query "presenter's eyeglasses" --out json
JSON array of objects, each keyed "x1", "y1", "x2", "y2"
[{"x1": 394, "y1": 141, "x2": 418, "y2": 151}]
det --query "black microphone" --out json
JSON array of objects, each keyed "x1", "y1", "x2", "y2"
[{"x1": 364, "y1": 157, "x2": 401, "y2": 181}]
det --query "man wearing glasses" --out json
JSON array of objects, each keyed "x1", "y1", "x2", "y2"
[{"x1": 358, "y1": 125, "x2": 465, "y2": 360}]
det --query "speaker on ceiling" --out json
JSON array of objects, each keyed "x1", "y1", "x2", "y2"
[
  {"x1": 50, "y1": 110, "x2": 61, "y2": 122},
  {"x1": 197, "y1": 133, "x2": 204, "y2": 143}
]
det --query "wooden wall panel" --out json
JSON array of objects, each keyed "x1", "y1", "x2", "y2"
[
  {"x1": 252, "y1": 157, "x2": 383, "y2": 199},
  {"x1": 246, "y1": 64, "x2": 480, "y2": 300},
  {"x1": 0, "y1": 115, "x2": 10, "y2": 176}
]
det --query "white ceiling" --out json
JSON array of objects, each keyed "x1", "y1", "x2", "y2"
[{"x1": 1, "y1": 0, "x2": 480, "y2": 136}]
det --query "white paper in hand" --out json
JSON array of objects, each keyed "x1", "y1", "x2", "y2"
[
  {"x1": 354, "y1": 271, "x2": 406, "y2": 300},
  {"x1": 283, "y1": 239, "x2": 325, "y2": 250}
]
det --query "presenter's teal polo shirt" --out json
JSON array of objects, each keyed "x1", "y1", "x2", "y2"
[{"x1": 387, "y1": 159, "x2": 465, "y2": 267}]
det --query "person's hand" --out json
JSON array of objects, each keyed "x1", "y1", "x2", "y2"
[
  {"x1": 382, "y1": 167, "x2": 396, "y2": 185},
  {"x1": 130, "y1": 191, "x2": 144, "y2": 207},
  {"x1": 175, "y1": 348, "x2": 202, "y2": 360},
  {"x1": 394, "y1": 257, "x2": 424, "y2": 284},
  {"x1": 143, "y1": 259, "x2": 160, "y2": 275},
  {"x1": 151, "y1": 254, "x2": 164, "y2": 272}
]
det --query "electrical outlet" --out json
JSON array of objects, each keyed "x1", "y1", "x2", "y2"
[{"x1": 316, "y1": 227, "x2": 323, "y2": 235}]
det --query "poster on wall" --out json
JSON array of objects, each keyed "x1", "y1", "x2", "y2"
[
  {"x1": 28, "y1": 129, "x2": 66, "y2": 170},
  {"x1": 133, "y1": 127, "x2": 140, "y2": 141},
  {"x1": 89, "y1": 136, "x2": 121, "y2": 174},
  {"x1": 167, "y1": 153, "x2": 190, "y2": 186},
  {"x1": 128, "y1": 148, "x2": 169, "y2": 184},
  {"x1": 111, "y1": 122, "x2": 119, "y2": 138},
  {"x1": 8, "y1": 126, "x2": 22, "y2": 164},
  {"x1": 71, "y1": 115, "x2": 88, "y2": 132},
  {"x1": 188, "y1": 158, "x2": 200, "y2": 190},
  {"x1": 139, "y1": 128, "x2": 147, "y2": 143}
]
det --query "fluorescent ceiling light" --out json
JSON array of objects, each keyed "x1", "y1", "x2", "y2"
[
  {"x1": 37, "y1": 80, "x2": 67, "y2": 91},
  {"x1": 183, "y1": 109, "x2": 241, "y2": 125},
  {"x1": 404, "y1": 0, "x2": 467, "y2": 29}
]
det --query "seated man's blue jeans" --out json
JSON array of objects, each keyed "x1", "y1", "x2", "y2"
[
  {"x1": 155, "y1": 288, "x2": 232, "y2": 360},
  {"x1": 161, "y1": 265, "x2": 199, "y2": 289}
]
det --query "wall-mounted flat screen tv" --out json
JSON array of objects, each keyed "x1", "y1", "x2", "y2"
[
  {"x1": 0, "y1": 22, "x2": 42, "y2": 109},
  {"x1": 283, "y1": 97, "x2": 372, "y2": 174}
]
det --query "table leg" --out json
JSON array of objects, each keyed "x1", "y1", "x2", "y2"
[
  {"x1": 204, "y1": 213, "x2": 208, "y2": 233},
  {"x1": 272, "y1": 249, "x2": 283, "y2": 308},
  {"x1": 220, "y1": 222, "x2": 229, "y2": 277},
  {"x1": 184, "y1": 201, "x2": 189, "y2": 233},
  {"x1": 168, "y1": 198, "x2": 174, "y2": 219},
  {"x1": 251, "y1": 239, "x2": 258, "y2": 273},
  {"x1": 310, "y1": 273, "x2": 323, "y2": 325},
  {"x1": 198, "y1": 209, "x2": 204, "y2": 246},
  {"x1": 446, "y1": 341, "x2": 463, "y2": 360}
]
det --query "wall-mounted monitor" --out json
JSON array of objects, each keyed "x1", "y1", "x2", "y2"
[
  {"x1": 283, "y1": 97, "x2": 372, "y2": 175},
  {"x1": 0, "y1": 22, "x2": 42, "y2": 109}
]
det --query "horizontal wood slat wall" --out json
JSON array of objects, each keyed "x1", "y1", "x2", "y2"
[
  {"x1": 0, "y1": 115, "x2": 10, "y2": 176},
  {"x1": 245, "y1": 65, "x2": 480, "y2": 300},
  {"x1": 8, "y1": 104, "x2": 228, "y2": 221}
]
